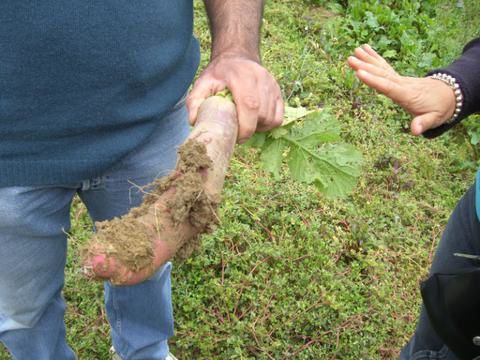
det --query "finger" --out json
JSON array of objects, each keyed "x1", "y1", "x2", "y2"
[
  {"x1": 274, "y1": 96, "x2": 285, "y2": 127},
  {"x1": 410, "y1": 113, "x2": 443, "y2": 136},
  {"x1": 257, "y1": 84, "x2": 272, "y2": 129},
  {"x1": 356, "y1": 69, "x2": 407, "y2": 104},
  {"x1": 257, "y1": 80, "x2": 283, "y2": 132},
  {"x1": 230, "y1": 79, "x2": 260, "y2": 143},
  {"x1": 256, "y1": 97, "x2": 275, "y2": 132},
  {"x1": 257, "y1": 95, "x2": 284, "y2": 132},
  {"x1": 255, "y1": 101, "x2": 272, "y2": 132},
  {"x1": 348, "y1": 56, "x2": 398, "y2": 81},
  {"x1": 361, "y1": 44, "x2": 394, "y2": 69},
  {"x1": 347, "y1": 55, "x2": 363, "y2": 71},
  {"x1": 353, "y1": 46, "x2": 384, "y2": 67},
  {"x1": 354, "y1": 46, "x2": 394, "y2": 73},
  {"x1": 187, "y1": 77, "x2": 225, "y2": 125},
  {"x1": 361, "y1": 44, "x2": 380, "y2": 57},
  {"x1": 236, "y1": 95, "x2": 259, "y2": 143}
]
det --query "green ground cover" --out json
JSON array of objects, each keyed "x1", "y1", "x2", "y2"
[{"x1": 2, "y1": 0, "x2": 480, "y2": 359}]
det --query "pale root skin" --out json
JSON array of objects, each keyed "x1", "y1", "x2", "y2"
[{"x1": 83, "y1": 96, "x2": 238, "y2": 285}]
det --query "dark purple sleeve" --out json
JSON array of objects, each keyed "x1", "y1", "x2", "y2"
[{"x1": 423, "y1": 38, "x2": 480, "y2": 138}]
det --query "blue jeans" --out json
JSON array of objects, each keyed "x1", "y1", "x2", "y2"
[
  {"x1": 0, "y1": 101, "x2": 189, "y2": 360},
  {"x1": 400, "y1": 184, "x2": 480, "y2": 360}
]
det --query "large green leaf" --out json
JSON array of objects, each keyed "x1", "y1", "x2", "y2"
[
  {"x1": 248, "y1": 107, "x2": 363, "y2": 198},
  {"x1": 260, "y1": 138, "x2": 287, "y2": 179},
  {"x1": 246, "y1": 132, "x2": 267, "y2": 148},
  {"x1": 282, "y1": 105, "x2": 315, "y2": 126}
]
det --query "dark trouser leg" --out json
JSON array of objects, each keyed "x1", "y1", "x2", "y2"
[{"x1": 400, "y1": 184, "x2": 480, "y2": 360}]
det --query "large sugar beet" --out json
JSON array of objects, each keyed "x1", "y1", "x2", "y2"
[{"x1": 82, "y1": 96, "x2": 238, "y2": 285}]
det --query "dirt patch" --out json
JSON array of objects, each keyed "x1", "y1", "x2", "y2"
[{"x1": 83, "y1": 139, "x2": 220, "y2": 272}]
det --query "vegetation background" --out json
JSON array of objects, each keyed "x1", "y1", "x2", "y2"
[{"x1": 2, "y1": 0, "x2": 480, "y2": 359}]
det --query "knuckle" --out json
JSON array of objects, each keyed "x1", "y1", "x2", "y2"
[{"x1": 242, "y1": 96, "x2": 260, "y2": 110}]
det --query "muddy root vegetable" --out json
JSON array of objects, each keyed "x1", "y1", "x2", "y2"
[{"x1": 81, "y1": 96, "x2": 238, "y2": 285}]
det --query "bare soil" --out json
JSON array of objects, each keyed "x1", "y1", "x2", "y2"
[{"x1": 82, "y1": 139, "x2": 220, "y2": 273}]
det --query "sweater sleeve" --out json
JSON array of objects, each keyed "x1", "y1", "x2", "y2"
[{"x1": 423, "y1": 37, "x2": 480, "y2": 138}]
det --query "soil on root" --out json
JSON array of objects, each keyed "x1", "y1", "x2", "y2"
[{"x1": 83, "y1": 139, "x2": 220, "y2": 273}]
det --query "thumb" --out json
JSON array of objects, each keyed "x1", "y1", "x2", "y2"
[
  {"x1": 187, "y1": 77, "x2": 225, "y2": 125},
  {"x1": 410, "y1": 113, "x2": 443, "y2": 136}
]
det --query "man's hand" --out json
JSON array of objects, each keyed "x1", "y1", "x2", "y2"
[
  {"x1": 187, "y1": 0, "x2": 284, "y2": 144},
  {"x1": 187, "y1": 53, "x2": 283, "y2": 143},
  {"x1": 347, "y1": 44, "x2": 456, "y2": 136}
]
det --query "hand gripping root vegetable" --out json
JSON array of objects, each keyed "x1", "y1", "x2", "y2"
[{"x1": 81, "y1": 96, "x2": 238, "y2": 285}]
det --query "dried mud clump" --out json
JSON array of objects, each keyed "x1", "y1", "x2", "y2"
[{"x1": 83, "y1": 139, "x2": 221, "y2": 273}]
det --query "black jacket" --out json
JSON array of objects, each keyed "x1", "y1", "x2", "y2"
[
  {"x1": 424, "y1": 37, "x2": 480, "y2": 138},
  {"x1": 421, "y1": 37, "x2": 480, "y2": 360}
]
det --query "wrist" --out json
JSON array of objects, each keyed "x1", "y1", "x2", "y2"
[
  {"x1": 428, "y1": 73, "x2": 464, "y2": 124},
  {"x1": 211, "y1": 48, "x2": 261, "y2": 64}
]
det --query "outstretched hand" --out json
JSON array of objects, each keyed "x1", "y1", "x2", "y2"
[
  {"x1": 347, "y1": 44, "x2": 456, "y2": 136},
  {"x1": 187, "y1": 53, "x2": 284, "y2": 144}
]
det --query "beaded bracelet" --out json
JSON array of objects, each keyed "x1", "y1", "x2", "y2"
[{"x1": 428, "y1": 72, "x2": 463, "y2": 124}]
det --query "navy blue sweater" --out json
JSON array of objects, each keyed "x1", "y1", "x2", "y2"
[{"x1": 0, "y1": 1, "x2": 199, "y2": 186}]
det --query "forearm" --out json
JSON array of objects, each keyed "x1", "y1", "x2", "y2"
[
  {"x1": 189, "y1": 0, "x2": 283, "y2": 141},
  {"x1": 203, "y1": 0, "x2": 264, "y2": 62}
]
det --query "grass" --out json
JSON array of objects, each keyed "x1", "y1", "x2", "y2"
[{"x1": 2, "y1": 0, "x2": 480, "y2": 359}]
